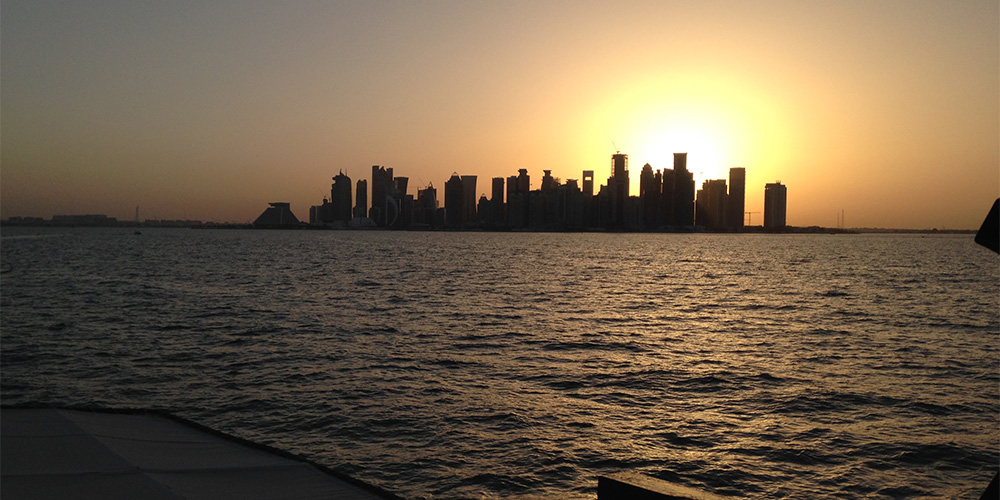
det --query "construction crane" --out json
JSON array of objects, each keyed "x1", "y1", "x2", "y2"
[{"x1": 745, "y1": 211, "x2": 761, "y2": 226}]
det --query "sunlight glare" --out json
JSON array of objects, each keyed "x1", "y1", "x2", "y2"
[
  {"x1": 577, "y1": 69, "x2": 790, "y2": 194},
  {"x1": 633, "y1": 121, "x2": 729, "y2": 181}
]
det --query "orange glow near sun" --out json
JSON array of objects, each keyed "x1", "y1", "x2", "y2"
[
  {"x1": 633, "y1": 119, "x2": 731, "y2": 180},
  {"x1": 577, "y1": 69, "x2": 790, "y2": 194}
]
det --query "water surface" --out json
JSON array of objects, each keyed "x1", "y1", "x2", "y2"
[{"x1": 2, "y1": 228, "x2": 997, "y2": 499}]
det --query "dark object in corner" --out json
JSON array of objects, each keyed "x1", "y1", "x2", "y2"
[
  {"x1": 974, "y1": 199, "x2": 999, "y2": 253},
  {"x1": 598, "y1": 472, "x2": 726, "y2": 500},
  {"x1": 972, "y1": 201, "x2": 999, "y2": 500},
  {"x1": 981, "y1": 471, "x2": 999, "y2": 500}
]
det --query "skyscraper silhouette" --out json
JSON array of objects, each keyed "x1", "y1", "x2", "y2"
[
  {"x1": 393, "y1": 177, "x2": 409, "y2": 228},
  {"x1": 516, "y1": 169, "x2": 530, "y2": 194},
  {"x1": 764, "y1": 181, "x2": 787, "y2": 229},
  {"x1": 582, "y1": 171, "x2": 595, "y2": 197},
  {"x1": 639, "y1": 163, "x2": 661, "y2": 228},
  {"x1": 490, "y1": 177, "x2": 505, "y2": 227},
  {"x1": 416, "y1": 184, "x2": 437, "y2": 226},
  {"x1": 445, "y1": 174, "x2": 464, "y2": 228},
  {"x1": 461, "y1": 175, "x2": 477, "y2": 225},
  {"x1": 672, "y1": 153, "x2": 695, "y2": 227},
  {"x1": 696, "y1": 178, "x2": 727, "y2": 229},
  {"x1": 727, "y1": 167, "x2": 745, "y2": 229},
  {"x1": 491, "y1": 177, "x2": 504, "y2": 204},
  {"x1": 331, "y1": 171, "x2": 353, "y2": 222},
  {"x1": 354, "y1": 179, "x2": 368, "y2": 219},
  {"x1": 371, "y1": 165, "x2": 395, "y2": 226},
  {"x1": 608, "y1": 153, "x2": 629, "y2": 228}
]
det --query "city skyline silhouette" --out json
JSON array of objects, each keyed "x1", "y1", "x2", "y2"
[
  {"x1": 1, "y1": 1, "x2": 996, "y2": 229},
  {"x1": 297, "y1": 153, "x2": 771, "y2": 232}
]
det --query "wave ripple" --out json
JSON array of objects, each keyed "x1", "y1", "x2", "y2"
[{"x1": 2, "y1": 229, "x2": 997, "y2": 499}]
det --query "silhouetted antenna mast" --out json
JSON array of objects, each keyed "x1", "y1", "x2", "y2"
[{"x1": 612, "y1": 141, "x2": 620, "y2": 154}]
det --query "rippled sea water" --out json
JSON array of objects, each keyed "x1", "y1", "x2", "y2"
[{"x1": 1, "y1": 228, "x2": 997, "y2": 499}]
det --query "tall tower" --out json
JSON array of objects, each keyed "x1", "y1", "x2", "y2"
[
  {"x1": 638, "y1": 163, "x2": 655, "y2": 197},
  {"x1": 661, "y1": 167, "x2": 675, "y2": 225},
  {"x1": 370, "y1": 165, "x2": 394, "y2": 226},
  {"x1": 417, "y1": 184, "x2": 437, "y2": 226},
  {"x1": 696, "y1": 179, "x2": 728, "y2": 229},
  {"x1": 444, "y1": 174, "x2": 464, "y2": 228},
  {"x1": 331, "y1": 171, "x2": 353, "y2": 222},
  {"x1": 639, "y1": 163, "x2": 660, "y2": 228},
  {"x1": 672, "y1": 153, "x2": 694, "y2": 227},
  {"x1": 727, "y1": 167, "x2": 746, "y2": 229},
  {"x1": 764, "y1": 181, "x2": 787, "y2": 229},
  {"x1": 491, "y1": 177, "x2": 504, "y2": 203},
  {"x1": 354, "y1": 179, "x2": 368, "y2": 219},
  {"x1": 582, "y1": 170, "x2": 595, "y2": 197},
  {"x1": 393, "y1": 177, "x2": 409, "y2": 227},
  {"x1": 612, "y1": 153, "x2": 628, "y2": 180},
  {"x1": 394, "y1": 177, "x2": 408, "y2": 197},
  {"x1": 541, "y1": 170, "x2": 557, "y2": 192},
  {"x1": 461, "y1": 175, "x2": 477, "y2": 224},
  {"x1": 491, "y1": 177, "x2": 505, "y2": 226},
  {"x1": 609, "y1": 153, "x2": 629, "y2": 228},
  {"x1": 516, "y1": 169, "x2": 530, "y2": 193}
]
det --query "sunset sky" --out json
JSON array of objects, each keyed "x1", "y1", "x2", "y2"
[{"x1": 2, "y1": 0, "x2": 997, "y2": 228}]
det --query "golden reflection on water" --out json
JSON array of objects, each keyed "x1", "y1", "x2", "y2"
[{"x1": 0, "y1": 229, "x2": 996, "y2": 499}]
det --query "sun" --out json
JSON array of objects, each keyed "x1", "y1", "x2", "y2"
[
  {"x1": 572, "y1": 68, "x2": 792, "y2": 198},
  {"x1": 577, "y1": 73, "x2": 747, "y2": 191},
  {"x1": 633, "y1": 121, "x2": 729, "y2": 181}
]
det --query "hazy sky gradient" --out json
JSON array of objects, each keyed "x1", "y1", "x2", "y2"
[{"x1": 3, "y1": 0, "x2": 997, "y2": 227}]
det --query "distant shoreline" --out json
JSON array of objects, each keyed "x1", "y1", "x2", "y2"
[{"x1": 0, "y1": 219, "x2": 977, "y2": 234}]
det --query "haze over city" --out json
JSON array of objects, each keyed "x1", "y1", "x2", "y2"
[{"x1": 2, "y1": 0, "x2": 997, "y2": 229}]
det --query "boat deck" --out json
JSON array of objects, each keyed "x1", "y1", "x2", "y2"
[{"x1": 1, "y1": 407, "x2": 401, "y2": 500}]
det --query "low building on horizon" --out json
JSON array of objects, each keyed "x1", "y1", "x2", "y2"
[{"x1": 253, "y1": 202, "x2": 302, "y2": 229}]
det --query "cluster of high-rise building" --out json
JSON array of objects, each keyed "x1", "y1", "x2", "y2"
[{"x1": 306, "y1": 153, "x2": 787, "y2": 231}]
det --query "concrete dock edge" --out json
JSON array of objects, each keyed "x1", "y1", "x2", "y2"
[{"x1": 598, "y1": 472, "x2": 728, "y2": 500}]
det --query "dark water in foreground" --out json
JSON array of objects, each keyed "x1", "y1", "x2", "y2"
[{"x1": 1, "y1": 228, "x2": 997, "y2": 499}]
